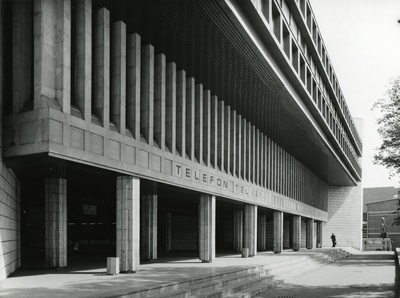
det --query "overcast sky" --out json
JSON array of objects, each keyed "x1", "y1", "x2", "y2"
[{"x1": 309, "y1": 0, "x2": 400, "y2": 188}]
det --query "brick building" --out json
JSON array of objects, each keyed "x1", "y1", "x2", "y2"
[{"x1": 0, "y1": 0, "x2": 362, "y2": 279}]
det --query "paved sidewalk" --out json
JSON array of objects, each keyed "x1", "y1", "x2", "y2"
[
  {"x1": 0, "y1": 249, "x2": 396, "y2": 298},
  {"x1": 0, "y1": 250, "x2": 318, "y2": 298},
  {"x1": 258, "y1": 251, "x2": 397, "y2": 298}
]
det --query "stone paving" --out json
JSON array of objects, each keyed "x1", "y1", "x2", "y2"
[
  {"x1": 258, "y1": 251, "x2": 397, "y2": 298},
  {"x1": 0, "y1": 249, "x2": 397, "y2": 298}
]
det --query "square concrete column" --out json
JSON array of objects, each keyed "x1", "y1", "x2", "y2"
[
  {"x1": 257, "y1": 214, "x2": 267, "y2": 251},
  {"x1": 141, "y1": 182, "x2": 157, "y2": 261},
  {"x1": 233, "y1": 210, "x2": 243, "y2": 253},
  {"x1": 199, "y1": 195, "x2": 216, "y2": 263},
  {"x1": 292, "y1": 215, "x2": 301, "y2": 251},
  {"x1": 273, "y1": 210, "x2": 283, "y2": 253},
  {"x1": 316, "y1": 220, "x2": 322, "y2": 248},
  {"x1": 306, "y1": 218, "x2": 314, "y2": 249},
  {"x1": 244, "y1": 204, "x2": 257, "y2": 257},
  {"x1": 116, "y1": 176, "x2": 140, "y2": 272},
  {"x1": 45, "y1": 178, "x2": 67, "y2": 268}
]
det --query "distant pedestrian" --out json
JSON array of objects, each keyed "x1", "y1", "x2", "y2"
[{"x1": 330, "y1": 233, "x2": 336, "y2": 247}]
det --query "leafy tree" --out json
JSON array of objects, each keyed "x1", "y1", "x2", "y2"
[
  {"x1": 373, "y1": 77, "x2": 400, "y2": 226},
  {"x1": 373, "y1": 76, "x2": 400, "y2": 177}
]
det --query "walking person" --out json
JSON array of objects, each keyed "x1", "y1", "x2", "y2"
[{"x1": 330, "y1": 233, "x2": 337, "y2": 247}]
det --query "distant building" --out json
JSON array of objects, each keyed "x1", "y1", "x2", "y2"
[
  {"x1": 366, "y1": 198, "x2": 400, "y2": 248},
  {"x1": 363, "y1": 187, "x2": 400, "y2": 237}
]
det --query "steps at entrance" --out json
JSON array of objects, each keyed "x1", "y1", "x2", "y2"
[{"x1": 114, "y1": 249, "x2": 351, "y2": 298}]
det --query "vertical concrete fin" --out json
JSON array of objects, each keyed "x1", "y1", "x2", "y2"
[
  {"x1": 166, "y1": 62, "x2": 176, "y2": 154},
  {"x1": 154, "y1": 53, "x2": 166, "y2": 150}
]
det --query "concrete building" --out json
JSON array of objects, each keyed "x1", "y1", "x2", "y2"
[{"x1": 0, "y1": 0, "x2": 362, "y2": 279}]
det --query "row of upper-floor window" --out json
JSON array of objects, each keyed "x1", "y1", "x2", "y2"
[
  {"x1": 295, "y1": 0, "x2": 362, "y2": 153},
  {"x1": 252, "y1": 0, "x2": 361, "y2": 173}
]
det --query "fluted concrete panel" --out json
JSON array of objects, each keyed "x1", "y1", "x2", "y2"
[
  {"x1": 141, "y1": 44, "x2": 154, "y2": 145},
  {"x1": 257, "y1": 214, "x2": 267, "y2": 251},
  {"x1": 273, "y1": 210, "x2": 283, "y2": 253},
  {"x1": 93, "y1": 8, "x2": 110, "y2": 128},
  {"x1": 292, "y1": 215, "x2": 301, "y2": 251},
  {"x1": 195, "y1": 84, "x2": 203, "y2": 163},
  {"x1": 217, "y1": 101, "x2": 224, "y2": 171},
  {"x1": 116, "y1": 176, "x2": 140, "y2": 272},
  {"x1": 203, "y1": 90, "x2": 211, "y2": 166},
  {"x1": 176, "y1": 70, "x2": 186, "y2": 157},
  {"x1": 45, "y1": 178, "x2": 67, "y2": 268},
  {"x1": 127, "y1": 33, "x2": 141, "y2": 139},
  {"x1": 246, "y1": 123, "x2": 251, "y2": 181},
  {"x1": 244, "y1": 204, "x2": 257, "y2": 257},
  {"x1": 75, "y1": 0, "x2": 92, "y2": 121},
  {"x1": 241, "y1": 119, "x2": 246, "y2": 179},
  {"x1": 199, "y1": 195, "x2": 216, "y2": 262},
  {"x1": 13, "y1": 0, "x2": 33, "y2": 114},
  {"x1": 233, "y1": 210, "x2": 243, "y2": 253},
  {"x1": 210, "y1": 96, "x2": 218, "y2": 167},
  {"x1": 154, "y1": 53, "x2": 166, "y2": 150},
  {"x1": 230, "y1": 110, "x2": 236, "y2": 176},
  {"x1": 235, "y1": 114, "x2": 242, "y2": 178},
  {"x1": 166, "y1": 62, "x2": 176, "y2": 154},
  {"x1": 306, "y1": 218, "x2": 314, "y2": 249},
  {"x1": 55, "y1": 0, "x2": 71, "y2": 114},
  {"x1": 33, "y1": 0, "x2": 57, "y2": 109},
  {"x1": 111, "y1": 21, "x2": 126, "y2": 132},
  {"x1": 224, "y1": 105, "x2": 230, "y2": 173},
  {"x1": 186, "y1": 78, "x2": 195, "y2": 160}
]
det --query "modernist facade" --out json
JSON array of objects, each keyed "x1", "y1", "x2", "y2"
[{"x1": 0, "y1": 0, "x2": 363, "y2": 278}]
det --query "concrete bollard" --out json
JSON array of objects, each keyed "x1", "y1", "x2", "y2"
[
  {"x1": 107, "y1": 257, "x2": 120, "y2": 275},
  {"x1": 242, "y1": 248, "x2": 249, "y2": 258}
]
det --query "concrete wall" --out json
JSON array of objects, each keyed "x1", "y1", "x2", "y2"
[
  {"x1": 323, "y1": 185, "x2": 363, "y2": 249},
  {"x1": 0, "y1": 0, "x2": 21, "y2": 279}
]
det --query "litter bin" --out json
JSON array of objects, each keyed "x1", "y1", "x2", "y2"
[
  {"x1": 107, "y1": 257, "x2": 120, "y2": 275},
  {"x1": 242, "y1": 248, "x2": 249, "y2": 258}
]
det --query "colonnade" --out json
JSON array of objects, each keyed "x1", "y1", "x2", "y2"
[{"x1": 44, "y1": 175, "x2": 323, "y2": 271}]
